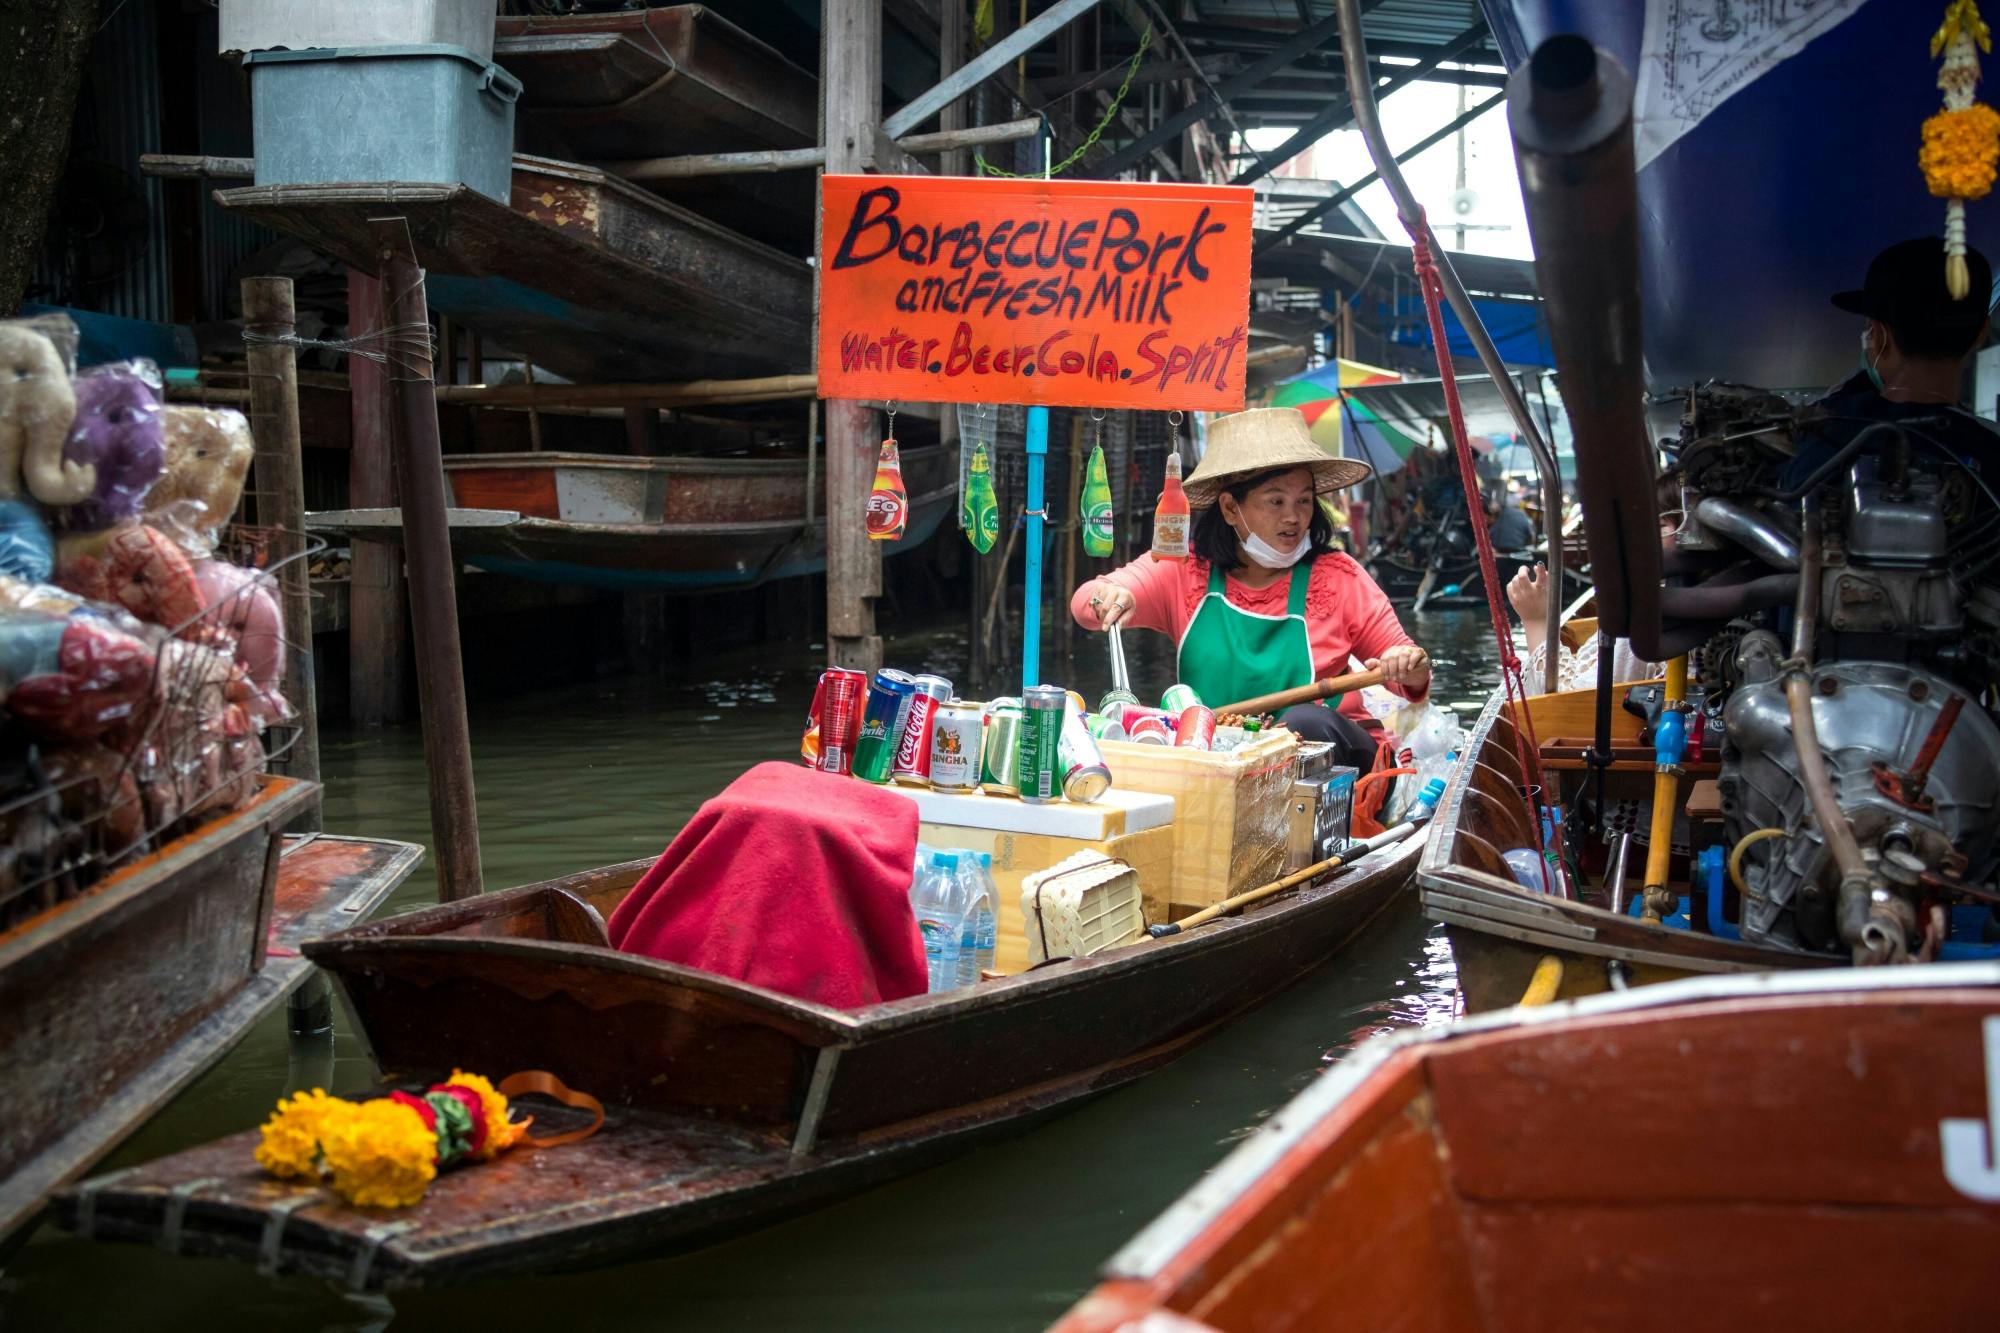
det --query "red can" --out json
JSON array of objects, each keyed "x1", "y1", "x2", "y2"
[
  {"x1": 1127, "y1": 713, "x2": 1172, "y2": 745},
  {"x1": 1174, "y1": 705, "x2": 1216, "y2": 751},
  {"x1": 893, "y1": 674, "x2": 953, "y2": 785},
  {"x1": 804, "y1": 667, "x2": 869, "y2": 775}
]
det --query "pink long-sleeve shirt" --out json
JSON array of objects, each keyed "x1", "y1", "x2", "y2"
[{"x1": 1070, "y1": 552, "x2": 1429, "y2": 714}]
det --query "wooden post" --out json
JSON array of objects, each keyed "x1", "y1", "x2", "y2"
[
  {"x1": 241, "y1": 277, "x2": 322, "y2": 825},
  {"x1": 623, "y1": 405, "x2": 656, "y2": 456},
  {"x1": 371, "y1": 221, "x2": 485, "y2": 902},
  {"x1": 346, "y1": 268, "x2": 409, "y2": 726},
  {"x1": 820, "y1": 0, "x2": 884, "y2": 673}
]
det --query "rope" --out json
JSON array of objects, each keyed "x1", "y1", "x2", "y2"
[
  {"x1": 977, "y1": 26, "x2": 1153, "y2": 179},
  {"x1": 241, "y1": 322, "x2": 435, "y2": 367},
  {"x1": 1403, "y1": 208, "x2": 1557, "y2": 891}
]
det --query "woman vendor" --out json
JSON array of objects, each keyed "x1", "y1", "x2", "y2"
[{"x1": 1071, "y1": 407, "x2": 1432, "y2": 773}]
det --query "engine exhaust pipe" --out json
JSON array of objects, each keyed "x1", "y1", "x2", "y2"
[{"x1": 1508, "y1": 36, "x2": 1664, "y2": 660}]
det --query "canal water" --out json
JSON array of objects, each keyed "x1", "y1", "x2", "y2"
[{"x1": 1, "y1": 607, "x2": 1501, "y2": 1333}]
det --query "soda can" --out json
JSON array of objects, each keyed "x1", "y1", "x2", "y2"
[
  {"x1": 1059, "y1": 700, "x2": 1113, "y2": 803},
  {"x1": 893, "y1": 675, "x2": 953, "y2": 785},
  {"x1": 1161, "y1": 683, "x2": 1203, "y2": 713},
  {"x1": 1127, "y1": 713, "x2": 1171, "y2": 745},
  {"x1": 803, "y1": 667, "x2": 870, "y2": 775},
  {"x1": 930, "y1": 700, "x2": 984, "y2": 791},
  {"x1": 1097, "y1": 686, "x2": 1140, "y2": 716},
  {"x1": 1175, "y1": 705, "x2": 1216, "y2": 752},
  {"x1": 1017, "y1": 685, "x2": 1066, "y2": 804},
  {"x1": 853, "y1": 669, "x2": 917, "y2": 782},
  {"x1": 982, "y1": 703, "x2": 1024, "y2": 794},
  {"x1": 1082, "y1": 712, "x2": 1127, "y2": 743}
]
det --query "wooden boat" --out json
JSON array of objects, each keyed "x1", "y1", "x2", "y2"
[
  {"x1": 54, "y1": 824, "x2": 1426, "y2": 1289},
  {"x1": 1054, "y1": 962, "x2": 2000, "y2": 1333},
  {"x1": 214, "y1": 155, "x2": 811, "y2": 382},
  {"x1": 0, "y1": 774, "x2": 421, "y2": 1243},
  {"x1": 307, "y1": 445, "x2": 956, "y2": 590},
  {"x1": 495, "y1": 6, "x2": 817, "y2": 248}
]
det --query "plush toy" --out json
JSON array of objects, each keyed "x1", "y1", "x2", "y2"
[
  {"x1": 0, "y1": 575, "x2": 79, "y2": 617},
  {"x1": 0, "y1": 502, "x2": 54, "y2": 584},
  {"x1": 60, "y1": 362, "x2": 164, "y2": 532},
  {"x1": 2, "y1": 611, "x2": 159, "y2": 744},
  {"x1": 55, "y1": 524, "x2": 206, "y2": 631},
  {"x1": 145, "y1": 407, "x2": 255, "y2": 558},
  {"x1": 192, "y1": 558, "x2": 284, "y2": 689},
  {"x1": 0, "y1": 324, "x2": 91, "y2": 507}
]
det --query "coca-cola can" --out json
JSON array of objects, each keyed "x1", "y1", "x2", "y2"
[
  {"x1": 804, "y1": 667, "x2": 870, "y2": 775},
  {"x1": 893, "y1": 675, "x2": 953, "y2": 785},
  {"x1": 929, "y1": 700, "x2": 984, "y2": 791},
  {"x1": 1174, "y1": 705, "x2": 1216, "y2": 752},
  {"x1": 1127, "y1": 713, "x2": 1171, "y2": 745}
]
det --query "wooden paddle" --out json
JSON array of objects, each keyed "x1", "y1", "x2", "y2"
[
  {"x1": 1145, "y1": 814, "x2": 1429, "y2": 938},
  {"x1": 1213, "y1": 667, "x2": 1384, "y2": 720}
]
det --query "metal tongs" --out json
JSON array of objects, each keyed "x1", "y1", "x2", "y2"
[{"x1": 1107, "y1": 623, "x2": 1130, "y2": 695}]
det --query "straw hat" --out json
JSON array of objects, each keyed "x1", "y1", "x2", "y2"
[{"x1": 1182, "y1": 407, "x2": 1373, "y2": 509}]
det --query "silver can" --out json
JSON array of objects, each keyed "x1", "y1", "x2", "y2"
[
  {"x1": 1058, "y1": 698, "x2": 1112, "y2": 803},
  {"x1": 929, "y1": 699, "x2": 984, "y2": 791},
  {"x1": 982, "y1": 702, "x2": 1024, "y2": 795}
]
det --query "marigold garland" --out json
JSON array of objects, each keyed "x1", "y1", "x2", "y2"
[
  {"x1": 1925, "y1": 0, "x2": 2000, "y2": 298},
  {"x1": 1923, "y1": 103, "x2": 2000, "y2": 198},
  {"x1": 253, "y1": 1073, "x2": 532, "y2": 1209}
]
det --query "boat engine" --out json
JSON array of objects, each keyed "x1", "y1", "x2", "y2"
[{"x1": 1668, "y1": 385, "x2": 2000, "y2": 961}]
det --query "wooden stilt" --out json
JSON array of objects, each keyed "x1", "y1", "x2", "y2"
[{"x1": 346, "y1": 268, "x2": 409, "y2": 726}]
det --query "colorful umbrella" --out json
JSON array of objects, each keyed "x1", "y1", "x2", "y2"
[{"x1": 1270, "y1": 358, "x2": 1410, "y2": 473}]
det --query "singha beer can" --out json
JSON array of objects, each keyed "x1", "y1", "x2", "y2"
[
  {"x1": 1058, "y1": 699, "x2": 1113, "y2": 803},
  {"x1": 1174, "y1": 705, "x2": 1217, "y2": 752},
  {"x1": 1017, "y1": 685, "x2": 1066, "y2": 803},
  {"x1": 853, "y1": 669, "x2": 917, "y2": 782},
  {"x1": 893, "y1": 674, "x2": 954, "y2": 786},
  {"x1": 1161, "y1": 683, "x2": 1203, "y2": 714},
  {"x1": 803, "y1": 667, "x2": 869, "y2": 775},
  {"x1": 930, "y1": 700, "x2": 984, "y2": 791},
  {"x1": 982, "y1": 700, "x2": 1024, "y2": 794}
]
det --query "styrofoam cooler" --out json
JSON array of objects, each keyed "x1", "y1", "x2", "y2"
[
  {"x1": 245, "y1": 45, "x2": 520, "y2": 202},
  {"x1": 221, "y1": 0, "x2": 500, "y2": 61}
]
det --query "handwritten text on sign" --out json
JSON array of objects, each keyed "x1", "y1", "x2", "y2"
[{"x1": 818, "y1": 176, "x2": 1254, "y2": 411}]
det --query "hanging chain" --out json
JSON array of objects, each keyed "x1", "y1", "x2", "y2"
[{"x1": 976, "y1": 26, "x2": 1154, "y2": 179}]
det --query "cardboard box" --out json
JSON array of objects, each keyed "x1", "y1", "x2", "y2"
[{"x1": 1099, "y1": 730, "x2": 1299, "y2": 913}]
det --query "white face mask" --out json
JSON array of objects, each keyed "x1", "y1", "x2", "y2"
[{"x1": 1238, "y1": 529, "x2": 1308, "y2": 569}]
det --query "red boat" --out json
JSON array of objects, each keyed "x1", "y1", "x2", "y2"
[{"x1": 1055, "y1": 963, "x2": 2000, "y2": 1333}]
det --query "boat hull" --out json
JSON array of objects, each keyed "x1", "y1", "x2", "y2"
[{"x1": 56, "y1": 833, "x2": 1422, "y2": 1288}]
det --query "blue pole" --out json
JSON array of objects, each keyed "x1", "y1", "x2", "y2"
[{"x1": 1023, "y1": 405, "x2": 1048, "y2": 691}]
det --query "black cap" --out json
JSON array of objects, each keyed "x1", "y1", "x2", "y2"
[{"x1": 1832, "y1": 236, "x2": 1992, "y2": 331}]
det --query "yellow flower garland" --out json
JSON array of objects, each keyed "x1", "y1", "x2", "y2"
[
  {"x1": 319, "y1": 1099, "x2": 439, "y2": 1210},
  {"x1": 253, "y1": 1088, "x2": 341, "y2": 1180},
  {"x1": 445, "y1": 1069, "x2": 529, "y2": 1161},
  {"x1": 1923, "y1": 103, "x2": 2000, "y2": 197}
]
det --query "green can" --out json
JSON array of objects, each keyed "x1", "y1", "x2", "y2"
[
  {"x1": 1097, "y1": 685, "x2": 1140, "y2": 715},
  {"x1": 1161, "y1": 682, "x2": 1203, "y2": 713},
  {"x1": 981, "y1": 702, "x2": 1024, "y2": 795},
  {"x1": 1082, "y1": 712, "x2": 1127, "y2": 743},
  {"x1": 1017, "y1": 685, "x2": 1066, "y2": 804}
]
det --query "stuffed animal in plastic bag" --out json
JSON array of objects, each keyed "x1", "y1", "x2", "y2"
[
  {"x1": 55, "y1": 524, "x2": 205, "y2": 631},
  {"x1": 0, "y1": 324, "x2": 91, "y2": 507},
  {"x1": 59, "y1": 361, "x2": 164, "y2": 532},
  {"x1": 0, "y1": 609, "x2": 158, "y2": 744},
  {"x1": 192, "y1": 558, "x2": 283, "y2": 690},
  {"x1": 145, "y1": 407, "x2": 254, "y2": 559}
]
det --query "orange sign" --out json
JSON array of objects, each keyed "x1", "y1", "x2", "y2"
[{"x1": 818, "y1": 175, "x2": 1254, "y2": 411}]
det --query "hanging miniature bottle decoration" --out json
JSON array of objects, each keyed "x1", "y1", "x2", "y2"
[
  {"x1": 1924, "y1": 0, "x2": 2000, "y2": 298},
  {"x1": 1082, "y1": 410, "x2": 1114, "y2": 558},
  {"x1": 1151, "y1": 411, "x2": 1190, "y2": 562},
  {"x1": 866, "y1": 403, "x2": 908, "y2": 541},
  {"x1": 963, "y1": 438, "x2": 999, "y2": 553}
]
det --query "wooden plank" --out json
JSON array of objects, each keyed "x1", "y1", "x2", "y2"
[{"x1": 883, "y1": 0, "x2": 1104, "y2": 139}]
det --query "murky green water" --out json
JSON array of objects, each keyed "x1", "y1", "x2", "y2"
[{"x1": 1, "y1": 608, "x2": 1499, "y2": 1333}]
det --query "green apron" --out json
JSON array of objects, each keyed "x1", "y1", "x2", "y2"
[{"x1": 1177, "y1": 558, "x2": 1335, "y2": 711}]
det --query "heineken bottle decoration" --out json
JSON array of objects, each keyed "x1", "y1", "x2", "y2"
[
  {"x1": 963, "y1": 439, "x2": 999, "y2": 554},
  {"x1": 1081, "y1": 409, "x2": 1114, "y2": 558}
]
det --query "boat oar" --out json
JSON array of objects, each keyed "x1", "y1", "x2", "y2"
[
  {"x1": 1213, "y1": 667, "x2": 1384, "y2": 720},
  {"x1": 1147, "y1": 803, "x2": 1435, "y2": 939},
  {"x1": 1413, "y1": 563, "x2": 1440, "y2": 611}
]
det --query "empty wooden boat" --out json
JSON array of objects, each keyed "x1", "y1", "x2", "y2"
[
  {"x1": 308, "y1": 445, "x2": 956, "y2": 590},
  {"x1": 54, "y1": 823, "x2": 1425, "y2": 1289},
  {"x1": 0, "y1": 775, "x2": 421, "y2": 1243},
  {"x1": 214, "y1": 155, "x2": 811, "y2": 382},
  {"x1": 1055, "y1": 962, "x2": 2000, "y2": 1333}
]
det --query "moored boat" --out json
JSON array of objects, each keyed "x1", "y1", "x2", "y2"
[
  {"x1": 54, "y1": 817, "x2": 1425, "y2": 1289},
  {"x1": 1053, "y1": 962, "x2": 2000, "y2": 1333},
  {"x1": 0, "y1": 776, "x2": 421, "y2": 1243}
]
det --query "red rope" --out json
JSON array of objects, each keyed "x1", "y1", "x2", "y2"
[{"x1": 1403, "y1": 211, "x2": 1558, "y2": 890}]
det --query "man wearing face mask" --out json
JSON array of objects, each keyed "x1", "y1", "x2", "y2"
[
  {"x1": 1071, "y1": 408, "x2": 1430, "y2": 773},
  {"x1": 1781, "y1": 237, "x2": 1998, "y2": 496}
]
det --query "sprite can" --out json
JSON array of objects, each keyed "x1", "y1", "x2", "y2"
[
  {"x1": 1161, "y1": 682, "x2": 1203, "y2": 714},
  {"x1": 1017, "y1": 685, "x2": 1065, "y2": 804},
  {"x1": 853, "y1": 669, "x2": 916, "y2": 782}
]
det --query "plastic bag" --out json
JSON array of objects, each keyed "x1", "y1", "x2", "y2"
[
  {"x1": 58, "y1": 360, "x2": 165, "y2": 532},
  {"x1": 4, "y1": 610, "x2": 159, "y2": 744},
  {"x1": 191, "y1": 557, "x2": 284, "y2": 689},
  {"x1": 0, "y1": 314, "x2": 90, "y2": 508},
  {"x1": 0, "y1": 503, "x2": 55, "y2": 587},
  {"x1": 144, "y1": 406, "x2": 255, "y2": 559},
  {"x1": 55, "y1": 524, "x2": 205, "y2": 631}
]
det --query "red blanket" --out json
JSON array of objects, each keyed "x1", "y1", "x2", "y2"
[{"x1": 607, "y1": 762, "x2": 927, "y2": 1008}]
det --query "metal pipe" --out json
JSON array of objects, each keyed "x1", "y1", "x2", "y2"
[
  {"x1": 1694, "y1": 497, "x2": 1800, "y2": 570},
  {"x1": 1331, "y1": 0, "x2": 1564, "y2": 692},
  {"x1": 1605, "y1": 828, "x2": 1634, "y2": 917}
]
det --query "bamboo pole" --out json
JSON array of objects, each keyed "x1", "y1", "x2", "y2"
[
  {"x1": 595, "y1": 117, "x2": 1044, "y2": 181},
  {"x1": 1213, "y1": 667, "x2": 1385, "y2": 719}
]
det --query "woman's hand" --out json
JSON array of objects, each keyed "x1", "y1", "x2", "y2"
[
  {"x1": 1088, "y1": 580, "x2": 1135, "y2": 629},
  {"x1": 1367, "y1": 644, "x2": 1431, "y2": 693},
  {"x1": 1507, "y1": 562, "x2": 1550, "y2": 622}
]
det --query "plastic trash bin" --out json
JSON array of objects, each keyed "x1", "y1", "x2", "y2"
[
  {"x1": 221, "y1": 0, "x2": 499, "y2": 62},
  {"x1": 245, "y1": 44, "x2": 520, "y2": 201}
]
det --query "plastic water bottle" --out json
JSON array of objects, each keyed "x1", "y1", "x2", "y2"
[
  {"x1": 911, "y1": 850, "x2": 963, "y2": 993},
  {"x1": 974, "y1": 853, "x2": 998, "y2": 977},
  {"x1": 954, "y1": 855, "x2": 986, "y2": 989}
]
